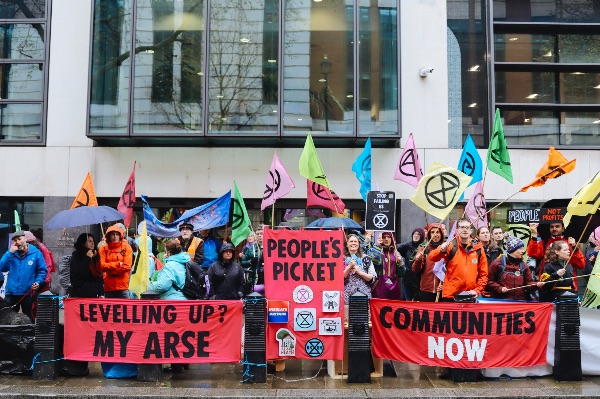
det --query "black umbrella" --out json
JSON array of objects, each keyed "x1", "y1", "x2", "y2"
[{"x1": 540, "y1": 199, "x2": 600, "y2": 242}]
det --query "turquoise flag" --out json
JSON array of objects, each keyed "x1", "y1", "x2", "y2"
[
  {"x1": 457, "y1": 134, "x2": 483, "y2": 200},
  {"x1": 351, "y1": 138, "x2": 371, "y2": 201}
]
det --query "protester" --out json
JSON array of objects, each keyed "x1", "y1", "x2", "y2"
[
  {"x1": 199, "y1": 229, "x2": 221, "y2": 269},
  {"x1": 539, "y1": 240, "x2": 584, "y2": 302},
  {"x1": 208, "y1": 242, "x2": 245, "y2": 300},
  {"x1": 149, "y1": 239, "x2": 190, "y2": 373},
  {"x1": 240, "y1": 231, "x2": 256, "y2": 258},
  {"x1": 99, "y1": 225, "x2": 133, "y2": 299},
  {"x1": 528, "y1": 221, "x2": 585, "y2": 288},
  {"x1": 29, "y1": 228, "x2": 56, "y2": 293},
  {"x1": 396, "y1": 227, "x2": 425, "y2": 300},
  {"x1": 486, "y1": 236, "x2": 537, "y2": 301},
  {"x1": 343, "y1": 234, "x2": 376, "y2": 304},
  {"x1": 428, "y1": 218, "x2": 488, "y2": 301},
  {"x1": 69, "y1": 233, "x2": 104, "y2": 298},
  {"x1": 476, "y1": 226, "x2": 501, "y2": 264},
  {"x1": 0, "y1": 231, "x2": 47, "y2": 321},
  {"x1": 412, "y1": 223, "x2": 445, "y2": 302},
  {"x1": 371, "y1": 232, "x2": 405, "y2": 300},
  {"x1": 177, "y1": 222, "x2": 204, "y2": 267},
  {"x1": 241, "y1": 225, "x2": 264, "y2": 294},
  {"x1": 583, "y1": 227, "x2": 600, "y2": 284},
  {"x1": 491, "y1": 226, "x2": 505, "y2": 249}
]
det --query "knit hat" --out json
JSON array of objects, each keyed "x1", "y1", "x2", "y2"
[{"x1": 506, "y1": 236, "x2": 524, "y2": 253}]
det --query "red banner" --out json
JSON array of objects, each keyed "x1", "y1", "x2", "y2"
[
  {"x1": 371, "y1": 299, "x2": 553, "y2": 369},
  {"x1": 64, "y1": 298, "x2": 242, "y2": 364},
  {"x1": 264, "y1": 228, "x2": 345, "y2": 360}
]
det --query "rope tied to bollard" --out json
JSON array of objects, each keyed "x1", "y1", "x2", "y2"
[
  {"x1": 240, "y1": 353, "x2": 267, "y2": 383},
  {"x1": 28, "y1": 352, "x2": 65, "y2": 370}
]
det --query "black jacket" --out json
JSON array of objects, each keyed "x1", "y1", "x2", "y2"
[
  {"x1": 208, "y1": 260, "x2": 245, "y2": 300},
  {"x1": 70, "y1": 250, "x2": 104, "y2": 298}
]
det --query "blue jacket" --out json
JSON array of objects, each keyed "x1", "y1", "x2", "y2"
[
  {"x1": 149, "y1": 252, "x2": 190, "y2": 300},
  {"x1": 0, "y1": 244, "x2": 47, "y2": 296},
  {"x1": 201, "y1": 236, "x2": 221, "y2": 268}
]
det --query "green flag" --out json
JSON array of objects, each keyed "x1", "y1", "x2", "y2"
[
  {"x1": 14, "y1": 210, "x2": 21, "y2": 231},
  {"x1": 582, "y1": 254, "x2": 600, "y2": 308},
  {"x1": 231, "y1": 181, "x2": 251, "y2": 246},
  {"x1": 486, "y1": 108, "x2": 513, "y2": 183},
  {"x1": 299, "y1": 134, "x2": 331, "y2": 188}
]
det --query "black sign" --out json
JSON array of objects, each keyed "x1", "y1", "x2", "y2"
[
  {"x1": 538, "y1": 207, "x2": 566, "y2": 224},
  {"x1": 365, "y1": 191, "x2": 396, "y2": 232},
  {"x1": 506, "y1": 208, "x2": 539, "y2": 224}
]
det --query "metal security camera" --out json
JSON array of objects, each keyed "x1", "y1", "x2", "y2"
[{"x1": 419, "y1": 68, "x2": 434, "y2": 77}]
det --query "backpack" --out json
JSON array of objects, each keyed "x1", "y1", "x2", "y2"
[
  {"x1": 495, "y1": 255, "x2": 527, "y2": 282},
  {"x1": 172, "y1": 261, "x2": 207, "y2": 299},
  {"x1": 424, "y1": 239, "x2": 483, "y2": 264}
]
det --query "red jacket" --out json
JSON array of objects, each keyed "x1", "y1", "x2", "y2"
[
  {"x1": 412, "y1": 245, "x2": 442, "y2": 295},
  {"x1": 429, "y1": 239, "x2": 488, "y2": 299},
  {"x1": 527, "y1": 236, "x2": 585, "y2": 289},
  {"x1": 99, "y1": 226, "x2": 133, "y2": 292}
]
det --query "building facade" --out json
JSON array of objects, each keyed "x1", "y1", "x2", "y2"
[{"x1": 0, "y1": 0, "x2": 598, "y2": 260}]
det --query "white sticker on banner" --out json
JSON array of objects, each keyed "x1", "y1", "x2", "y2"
[
  {"x1": 294, "y1": 308, "x2": 317, "y2": 331},
  {"x1": 322, "y1": 291, "x2": 340, "y2": 313},
  {"x1": 293, "y1": 285, "x2": 314, "y2": 304},
  {"x1": 319, "y1": 318, "x2": 342, "y2": 336},
  {"x1": 275, "y1": 328, "x2": 296, "y2": 357}
]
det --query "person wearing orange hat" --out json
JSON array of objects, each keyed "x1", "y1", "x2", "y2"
[{"x1": 99, "y1": 225, "x2": 133, "y2": 298}]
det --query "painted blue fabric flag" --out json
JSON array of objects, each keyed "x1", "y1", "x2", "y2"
[
  {"x1": 352, "y1": 138, "x2": 372, "y2": 201},
  {"x1": 457, "y1": 134, "x2": 483, "y2": 200},
  {"x1": 141, "y1": 191, "x2": 231, "y2": 238}
]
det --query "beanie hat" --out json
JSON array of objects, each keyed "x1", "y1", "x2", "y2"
[{"x1": 506, "y1": 236, "x2": 524, "y2": 253}]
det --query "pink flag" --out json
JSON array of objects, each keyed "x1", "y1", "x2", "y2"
[
  {"x1": 394, "y1": 133, "x2": 423, "y2": 187},
  {"x1": 117, "y1": 161, "x2": 136, "y2": 227},
  {"x1": 465, "y1": 181, "x2": 488, "y2": 229},
  {"x1": 306, "y1": 180, "x2": 346, "y2": 213},
  {"x1": 261, "y1": 152, "x2": 296, "y2": 210}
]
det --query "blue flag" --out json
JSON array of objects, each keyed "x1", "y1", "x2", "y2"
[
  {"x1": 352, "y1": 138, "x2": 372, "y2": 201},
  {"x1": 457, "y1": 134, "x2": 482, "y2": 200},
  {"x1": 141, "y1": 191, "x2": 231, "y2": 237}
]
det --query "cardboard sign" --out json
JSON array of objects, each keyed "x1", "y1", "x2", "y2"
[{"x1": 365, "y1": 191, "x2": 396, "y2": 231}]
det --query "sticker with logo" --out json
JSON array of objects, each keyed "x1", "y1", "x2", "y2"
[
  {"x1": 294, "y1": 308, "x2": 316, "y2": 331},
  {"x1": 293, "y1": 285, "x2": 314, "y2": 304},
  {"x1": 319, "y1": 317, "x2": 342, "y2": 336},
  {"x1": 322, "y1": 291, "x2": 339, "y2": 313},
  {"x1": 275, "y1": 328, "x2": 296, "y2": 357}
]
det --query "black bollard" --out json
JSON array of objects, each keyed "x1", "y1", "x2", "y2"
[
  {"x1": 243, "y1": 293, "x2": 266, "y2": 383},
  {"x1": 348, "y1": 292, "x2": 370, "y2": 383},
  {"x1": 33, "y1": 295, "x2": 61, "y2": 380},
  {"x1": 137, "y1": 290, "x2": 163, "y2": 382},
  {"x1": 554, "y1": 291, "x2": 582, "y2": 381}
]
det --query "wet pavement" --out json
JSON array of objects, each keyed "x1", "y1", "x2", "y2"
[{"x1": 2, "y1": 360, "x2": 600, "y2": 398}]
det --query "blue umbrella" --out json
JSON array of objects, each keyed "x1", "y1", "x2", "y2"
[
  {"x1": 306, "y1": 217, "x2": 363, "y2": 230},
  {"x1": 45, "y1": 206, "x2": 125, "y2": 230}
]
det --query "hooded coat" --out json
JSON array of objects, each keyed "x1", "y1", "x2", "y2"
[
  {"x1": 150, "y1": 251, "x2": 190, "y2": 300},
  {"x1": 99, "y1": 225, "x2": 133, "y2": 292},
  {"x1": 208, "y1": 243, "x2": 244, "y2": 300}
]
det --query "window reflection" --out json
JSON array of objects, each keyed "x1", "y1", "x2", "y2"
[{"x1": 494, "y1": 0, "x2": 600, "y2": 23}]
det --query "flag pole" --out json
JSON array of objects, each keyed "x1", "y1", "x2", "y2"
[{"x1": 323, "y1": 177, "x2": 342, "y2": 215}]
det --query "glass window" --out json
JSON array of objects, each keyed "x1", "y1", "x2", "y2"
[
  {"x1": 560, "y1": 72, "x2": 600, "y2": 104},
  {"x1": 494, "y1": 0, "x2": 600, "y2": 23},
  {"x1": 494, "y1": 33, "x2": 556, "y2": 63},
  {"x1": 0, "y1": 0, "x2": 45, "y2": 19},
  {"x1": 132, "y1": 0, "x2": 204, "y2": 135},
  {"x1": 559, "y1": 34, "x2": 600, "y2": 63},
  {"x1": 207, "y1": 0, "x2": 278, "y2": 135},
  {"x1": 0, "y1": 2, "x2": 47, "y2": 144},
  {"x1": 283, "y1": 0, "x2": 354, "y2": 135},
  {"x1": 495, "y1": 71, "x2": 557, "y2": 103},
  {"x1": 89, "y1": 0, "x2": 131, "y2": 135},
  {"x1": 561, "y1": 111, "x2": 600, "y2": 145}
]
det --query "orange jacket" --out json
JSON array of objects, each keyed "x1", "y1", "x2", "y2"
[
  {"x1": 428, "y1": 239, "x2": 488, "y2": 299},
  {"x1": 99, "y1": 225, "x2": 133, "y2": 292}
]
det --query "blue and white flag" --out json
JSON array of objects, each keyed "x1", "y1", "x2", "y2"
[
  {"x1": 141, "y1": 191, "x2": 231, "y2": 238},
  {"x1": 457, "y1": 134, "x2": 483, "y2": 200},
  {"x1": 351, "y1": 138, "x2": 372, "y2": 201}
]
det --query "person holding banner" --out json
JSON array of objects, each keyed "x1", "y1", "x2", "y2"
[
  {"x1": 343, "y1": 234, "x2": 377, "y2": 305},
  {"x1": 99, "y1": 225, "x2": 133, "y2": 299},
  {"x1": 208, "y1": 242, "x2": 245, "y2": 300},
  {"x1": 371, "y1": 232, "x2": 405, "y2": 300},
  {"x1": 539, "y1": 240, "x2": 584, "y2": 302},
  {"x1": 412, "y1": 223, "x2": 445, "y2": 302},
  {"x1": 428, "y1": 218, "x2": 488, "y2": 301},
  {"x1": 486, "y1": 237, "x2": 537, "y2": 301}
]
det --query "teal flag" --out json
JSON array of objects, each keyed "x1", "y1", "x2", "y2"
[
  {"x1": 457, "y1": 134, "x2": 483, "y2": 200},
  {"x1": 351, "y1": 138, "x2": 371, "y2": 201}
]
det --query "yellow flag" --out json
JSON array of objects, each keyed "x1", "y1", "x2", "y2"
[
  {"x1": 563, "y1": 171, "x2": 600, "y2": 228},
  {"x1": 71, "y1": 172, "x2": 99, "y2": 208},
  {"x1": 410, "y1": 162, "x2": 472, "y2": 220},
  {"x1": 129, "y1": 221, "x2": 149, "y2": 298}
]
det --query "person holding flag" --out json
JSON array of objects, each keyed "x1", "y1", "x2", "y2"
[
  {"x1": 412, "y1": 223, "x2": 445, "y2": 302},
  {"x1": 371, "y1": 232, "x2": 405, "y2": 300},
  {"x1": 539, "y1": 240, "x2": 582, "y2": 302}
]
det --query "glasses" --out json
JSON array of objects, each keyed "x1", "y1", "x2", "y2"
[{"x1": 457, "y1": 225, "x2": 471, "y2": 230}]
